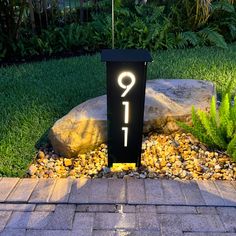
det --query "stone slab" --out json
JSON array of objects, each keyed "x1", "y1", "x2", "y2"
[
  {"x1": 6, "y1": 211, "x2": 52, "y2": 229},
  {"x1": 0, "y1": 178, "x2": 19, "y2": 202},
  {"x1": 116, "y1": 205, "x2": 136, "y2": 213},
  {"x1": 94, "y1": 213, "x2": 136, "y2": 230},
  {"x1": 71, "y1": 229, "x2": 92, "y2": 236},
  {"x1": 136, "y1": 205, "x2": 156, "y2": 213},
  {"x1": 89, "y1": 179, "x2": 108, "y2": 203},
  {"x1": 44, "y1": 204, "x2": 76, "y2": 230},
  {"x1": 0, "y1": 211, "x2": 12, "y2": 232},
  {"x1": 26, "y1": 230, "x2": 71, "y2": 236},
  {"x1": 156, "y1": 206, "x2": 196, "y2": 214},
  {"x1": 136, "y1": 212, "x2": 160, "y2": 230},
  {"x1": 0, "y1": 204, "x2": 35, "y2": 211},
  {"x1": 162, "y1": 180, "x2": 186, "y2": 205},
  {"x1": 72, "y1": 213, "x2": 94, "y2": 230},
  {"x1": 214, "y1": 181, "x2": 236, "y2": 206},
  {"x1": 69, "y1": 178, "x2": 91, "y2": 204},
  {"x1": 181, "y1": 214, "x2": 226, "y2": 232},
  {"x1": 184, "y1": 233, "x2": 236, "y2": 236},
  {"x1": 195, "y1": 207, "x2": 218, "y2": 215},
  {"x1": 76, "y1": 205, "x2": 116, "y2": 213},
  {"x1": 145, "y1": 179, "x2": 164, "y2": 204},
  {"x1": 180, "y1": 180, "x2": 206, "y2": 205},
  {"x1": 35, "y1": 204, "x2": 56, "y2": 212},
  {"x1": 127, "y1": 179, "x2": 146, "y2": 204},
  {"x1": 0, "y1": 229, "x2": 26, "y2": 236},
  {"x1": 107, "y1": 179, "x2": 126, "y2": 204},
  {"x1": 217, "y1": 207, "x2": 236, "y2": 232},
  {"x1": 197, "y1": 180, "x2": 225, "y2": 206},
  {"x1": 7, "y1": 179, "x2": 38, "y2": 202},
  {"x1": 159, "y1": 214, "x2": 183, "y2": 236},
  {"x1": 29, "y1": 179, "x2": 56, "y2": 203},
  {"x1": 49, "y1": 178, "x2": 73, "y2": 203}
]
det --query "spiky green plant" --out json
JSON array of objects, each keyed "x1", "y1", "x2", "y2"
[{"x1": 177, "y1": 94, "x2": 236, "y2": 161}]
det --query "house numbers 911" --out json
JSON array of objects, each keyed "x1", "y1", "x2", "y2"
[{"x1": 117, "y1": 71, "x2": 136, "y2": 147}]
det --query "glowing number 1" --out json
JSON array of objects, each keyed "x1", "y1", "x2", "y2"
[
  {"x1": 118, "y1": 71, "x2": 136, "y2": 97},
  {"x1": 122, "y1": 127, "x2": 128, "y2": 147},
  {"x1": 122, "y1": 101, "x2": 129, "y2": 124}
]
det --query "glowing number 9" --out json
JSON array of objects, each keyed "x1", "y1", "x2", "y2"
[{"x1": 117, "y1": 72, "x2": 136, "y2": 97}]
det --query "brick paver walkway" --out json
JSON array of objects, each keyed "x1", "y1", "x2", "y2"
[{"x1": 0, "y1": 178, "x2": 236, "y2": 235}]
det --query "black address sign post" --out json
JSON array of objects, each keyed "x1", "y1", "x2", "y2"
[{"x1": 101, "y1": 49, "x2": 152, "y2": 167}]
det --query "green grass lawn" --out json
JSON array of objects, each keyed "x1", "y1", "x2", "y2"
[{"x1": 0, "y1": 44, "x2": 236, "y2": 177}]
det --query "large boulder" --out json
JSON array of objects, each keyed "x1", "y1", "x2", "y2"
[{"x1": 49, "y1": 79, "x2": 215, "y2": 157}]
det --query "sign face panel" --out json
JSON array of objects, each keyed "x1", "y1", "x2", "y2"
[{"x1": 106, "y1": 61, "x2": 147, "y2": 166}]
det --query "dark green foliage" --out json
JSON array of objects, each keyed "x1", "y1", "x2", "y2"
[
  {"x1": 1, "y1": 0, "x2": 236, "y2": 61},
  {"x1": 177, "y1": 94, "x2": 236, "y2": 161}
]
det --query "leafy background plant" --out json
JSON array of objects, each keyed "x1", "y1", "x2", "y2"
[{"x1": 1, "y1": 0, "x2": 236, "y2": 61}]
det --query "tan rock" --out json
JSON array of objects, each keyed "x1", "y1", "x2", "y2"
[
  {"x1": 64, "y1": 158, "x2": 72, "y2": 167},
  {"x1": 49, "y1": 79, "x2": 215, "y2": 157},
  {"x1": 28, "y1": 164, "x2": 37, "y2": 176}
]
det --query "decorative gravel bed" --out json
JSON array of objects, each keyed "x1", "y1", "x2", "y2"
[{"x1": 27, "y1": 132, "x2": 236, "y2": 180}]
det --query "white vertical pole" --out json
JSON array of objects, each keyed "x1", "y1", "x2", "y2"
[{"x1": 112, "y1": 0, "x2": 115, "y2": 49}]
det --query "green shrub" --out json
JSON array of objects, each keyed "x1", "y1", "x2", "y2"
[{"x1": 177, "y1": 94, "x2": 236, "y2": 161}]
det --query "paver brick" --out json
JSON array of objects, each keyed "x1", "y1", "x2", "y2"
[
  {"x1": 136, "y1": 205, "x2": 156, "y2": 213},
  {"x1": 0, "y1": 229, "x2": 26, "y2": 236},
  {"x1": 156, "y1": 206, "x2": 196, "y2": 214},
  {"x1": 116, "y1": 205, "x2": 136, "y2": 213},
  {"x1": 162, "y1": 180, "x2": 186, "y2": 205},
  {"x1": 89, "y1": 179, "x2": 109, "y2": 203},
  {"x1": 195, "y1": 207, "x2": 217, "y2": 214},
  {"x1": 181, "y1": 214, "x2": 226, "y2": 232},
  {"x1": 217, "y1": 207, "x2": 236, "y2": 232},
  {"x1": 0, "y1": 178, "x2": 19, "y2": 202},
  {"x1": 94, "y1": 213, "x2": 136, "y2": 229},
  {"x1": 127, "y1": 179, "x2": 145, "y2": 204},
  {"x1": 72, "y1": 213, "x2": 94, "y2": 230},
  {"x1": 144, "y1": 179, "x2": 164, "y2": 204},
  {"x1": 44, "y1": 204, "x2": 76, "y2": 230},
  {"x1": 159, "y1": 214, "x2": 183, "y2": 236},
  {"x1": 214, "y1": 181, "x2": 236, "y2": 206},
  {"x1": 71, "y1": 229, "x2": 92, "y2": 236},
  {"x1": 0, "y1": 204, "x2": 35, "y2": 211},
  {"x1": 0, "y1": 211, "x2": 12, "y2": 232},
  {"x1": 136, "y1": 212, "x2": 160, "y2": 230},
  {"x1": 115, "y1": 230, "x2": 161, "y2": 236},
  {"x1": 35, "y1": 204, "x2": 56, "y2": 212},
  {"x1": 184, "y1": 233, "x2": 236, "y2": 236},
  {"x1": 29, "y1": 179, "x2": 56, "y2": 203},
  {"x1": 197, "y1": 180, "x2": 225, "y2": 206},
  {"x1": 92, "y1": 230, "x2": 116, "y2": 236},
  {"x1": 6, "y1": 211, "x2": 52, "y2": 229},
  {"x1": 69, "y1": 178, "x2": 91, "y2": 203},
  {"x1": 49, "y1": 178, "x2": 73, "y2": 203},
  {"x1": 7, "y1": 179, "x2": 38, "y2": 202},
  {"x1": 76, "y1": 204, "x2": 116, "y2": 212},
  {"x1": 180, "y1": 180, "x2": 205, "y2": 205},
  {"x1": 107, "y1": 179, "x2": 126, "y2": 204},
  {"x1": 26, "y1": 230, "x2": 71, "y2": 236}
]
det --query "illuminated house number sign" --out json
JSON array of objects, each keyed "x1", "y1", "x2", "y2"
[
  {"x1": 118, "y1": 71, "x2": 136, "y2": 147},
  {"x1": 101, "y1": 49, "x2": 152, "y2": 167}
]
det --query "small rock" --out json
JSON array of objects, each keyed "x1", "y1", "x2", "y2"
[
  {"x1": 38, "y1": 151, "x2": 45, "y2": 159},
  {"x1": 28, "y1": 164, "x2": 37, "y2": 176},
  {"x1": 140, "y1": 173, "x2": 146, "y2": 179},
  {"x1": 64, "y1": 158, "x2": 72, "y2": 167}
]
